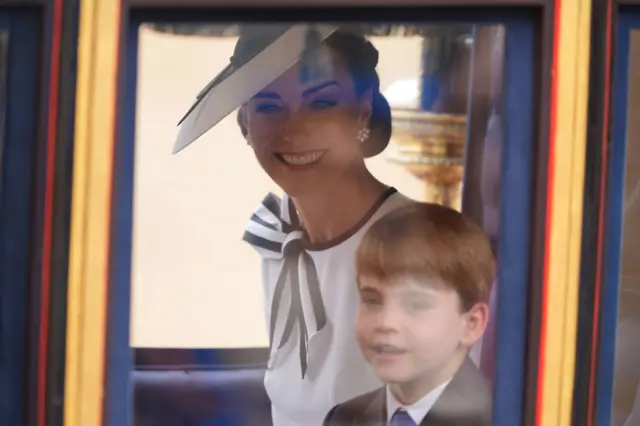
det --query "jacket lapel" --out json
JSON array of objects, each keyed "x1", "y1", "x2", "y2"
[
  {"x1": 420, "y1": 357, "x2": 492, "y2": 426},
  {"x1": 358, "y1": 388, "x2": 387, "y2": 426}
]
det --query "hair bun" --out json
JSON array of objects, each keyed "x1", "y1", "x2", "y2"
[{"x1": 363, "y1": 41, "x2": 379, "y2": 70}]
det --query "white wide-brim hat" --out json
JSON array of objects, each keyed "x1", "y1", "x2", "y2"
[{"x1": 173, "y1": 24, "x2": 340, "y2": 154}]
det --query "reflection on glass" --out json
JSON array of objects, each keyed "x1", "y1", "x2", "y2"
[
  {"x1": 612, "y1": 29, "x2": 640, "y2": 426},
  {"x1": 130, "y1": 23, "x2": 505, "y2": 426},
  {"x1": 0, "y1": 31, "x2": 9, "y2": 212}
]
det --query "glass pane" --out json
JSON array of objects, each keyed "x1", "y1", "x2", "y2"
[
  {"x1": 612, "y1": 29, "x2": 640, "y2": 426},
  {"x1": 130, "y1": 22, "x2": 506, "y2": 426}
]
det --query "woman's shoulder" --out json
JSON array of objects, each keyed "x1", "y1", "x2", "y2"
[{"x1": 369, "y1": 189, "x2": 415, "y2": 221}]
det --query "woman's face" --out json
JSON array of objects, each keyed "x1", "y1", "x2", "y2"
[{"x1": 240, "y1": 47, "x2": 372, "y2": 197}]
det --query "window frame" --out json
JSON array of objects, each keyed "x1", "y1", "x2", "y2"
[{"x1": 103, "y1": 5, "x2": 554, "y2": 426}]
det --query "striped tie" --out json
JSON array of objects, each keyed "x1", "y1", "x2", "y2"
[
  {"x1": 242, "y1": 192, "x2": 327, "y2": 379},
  {"x1": 390, "y1": 410, "x2": 417, "y2": 426}
]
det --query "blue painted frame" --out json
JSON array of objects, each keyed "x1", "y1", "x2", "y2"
[
  {"x1": 104, "y1": 16, "x2": 139, "y2": 426},
  {"x1": 495, "y1": 14, "x2": 535, "y2": 426},
  {"x1": 107, "y1": 9, "x2": 537, "y2": 426},
  {"x1": 0, "y1": 8, "x2": 42, "y2": 426},
  {"x1": 596, "y1": 7, "x2": 640, "y2": 426}
]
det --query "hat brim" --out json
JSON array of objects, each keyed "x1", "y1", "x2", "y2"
[{"x1": 173, "y1": 24, "x2": 339, "y2": 154}]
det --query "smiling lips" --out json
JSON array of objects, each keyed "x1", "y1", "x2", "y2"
[
  {"x1": 372, "y1": 344, "x2": 408, "y2": 357},
  {"x1": 277, "y1": 150, "x2": 325, "y2": 166}
]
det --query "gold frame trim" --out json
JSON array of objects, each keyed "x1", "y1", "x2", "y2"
[
  {"x1": 63, "y1": 0, "x2": 121, "y2": 425},
  {"x1": 538, "y1": 0, "x2": 591, "y2": 424}
]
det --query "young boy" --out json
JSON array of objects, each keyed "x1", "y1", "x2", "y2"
[{"x1": 323, "y1": 202, "x2": 494, "y2": 426}]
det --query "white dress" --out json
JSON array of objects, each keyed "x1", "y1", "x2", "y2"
[{"x1": 243, "y1": 187, "x2": 412, "y2": 426}]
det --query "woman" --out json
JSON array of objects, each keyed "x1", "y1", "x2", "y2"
[{"x1": 176, "y1": 25, "x2": 412, "y2": 426}]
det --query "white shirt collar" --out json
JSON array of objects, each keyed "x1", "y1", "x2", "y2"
[{"x1": 386, "y1": 379, "x2": 451, "y2": 425}]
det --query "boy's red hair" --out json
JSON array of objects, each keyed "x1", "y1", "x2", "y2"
[{"x1": 356, "y1": 202, "x2": 495, "y2": 311}]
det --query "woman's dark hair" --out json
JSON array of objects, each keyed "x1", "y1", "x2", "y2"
[
  {"x1": 238, "y1": 27, "x2": 392, "y2": 158},
  {"x1": 324, "y1": 29, "x2": 392, "y2": 157}
]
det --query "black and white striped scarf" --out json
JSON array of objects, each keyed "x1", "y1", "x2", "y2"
[{"x1": 243, "y1": 193, "x2": 327, "y2": 379}]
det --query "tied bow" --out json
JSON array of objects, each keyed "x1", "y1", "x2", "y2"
[{"x1": 243, "y1": 193, "x2": 327, "y2": 378}]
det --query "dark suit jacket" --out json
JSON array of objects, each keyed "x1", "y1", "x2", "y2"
[{"x1": 323, "y1": 357, "x2": 492, "y2": 426}]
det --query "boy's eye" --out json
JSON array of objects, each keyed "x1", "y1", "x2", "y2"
[
  {"x1": 405, "y1": 300, "x2": 430, "y2": 311},
  {"x1": 255, "y1": 104, "x2": 283, "y2": 114},
  {"x1": 360, "y1": 294, "x2": 381, "y2": 305}
]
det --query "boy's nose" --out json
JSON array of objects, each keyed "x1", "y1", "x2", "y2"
[{"x1": 375, "y1": 307, "x2": 402, "y2": 331}]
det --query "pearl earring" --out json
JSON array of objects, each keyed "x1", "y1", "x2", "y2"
[{"x1": 357, "y1": 127, "x2": 370, "y2": 143}]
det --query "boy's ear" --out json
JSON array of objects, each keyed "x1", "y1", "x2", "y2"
[{"x1": 461, "y1": 302, "x2": 489, "y2": 347}]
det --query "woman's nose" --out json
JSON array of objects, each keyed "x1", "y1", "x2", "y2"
[{"x1": 282, "y1": 113, "x2": 308, "y2": 144}]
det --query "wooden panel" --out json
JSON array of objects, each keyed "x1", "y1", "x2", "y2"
[
  {"x1": 63, "y1": 0, "x2": 121, "y2": 424},
  {"x1": 537, "y1": 0, "x2": 591, "y2": 425}
]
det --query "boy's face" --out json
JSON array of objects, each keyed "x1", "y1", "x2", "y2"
[{"x1": 356, "y1": 274, "x2": 487, "y2": 387}]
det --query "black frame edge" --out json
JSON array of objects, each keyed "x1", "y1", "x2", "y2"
[{"x1": 43, "y1": 0, "x2": 80, "y2": 425}]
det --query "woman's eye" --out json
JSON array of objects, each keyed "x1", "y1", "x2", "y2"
[
  {"x1": 255, "y1": 104, "x2": 283, "y2": 114},
  {"x1": 310, "y1": 99, "x2": 338, "y2": 109}
]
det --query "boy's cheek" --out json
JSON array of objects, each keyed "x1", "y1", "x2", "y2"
[
  {"x1": 355, "y1": 328, "x2": 373, "y2": 362},
  {"x1": 354, "y1": 314, "x2": 366, "y2": 343},
  {"x1": 355, "y1": 314, "x2": 374, "y2": 350}
]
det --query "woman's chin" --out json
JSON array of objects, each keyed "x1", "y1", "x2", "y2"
[
  {"x1": 270, "y1": 166, "x2": 335, "y2": 197},
  {"x1": 275, "y1": 178, "x2": 327, "y2": 198}
]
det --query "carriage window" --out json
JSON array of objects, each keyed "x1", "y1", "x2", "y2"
[
  {"x1": 124, "y1": 19, "x2": 535, "y2": 426},
  {"x1": 611, "y1": 28, "x2": 640, "y2": 426}
]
